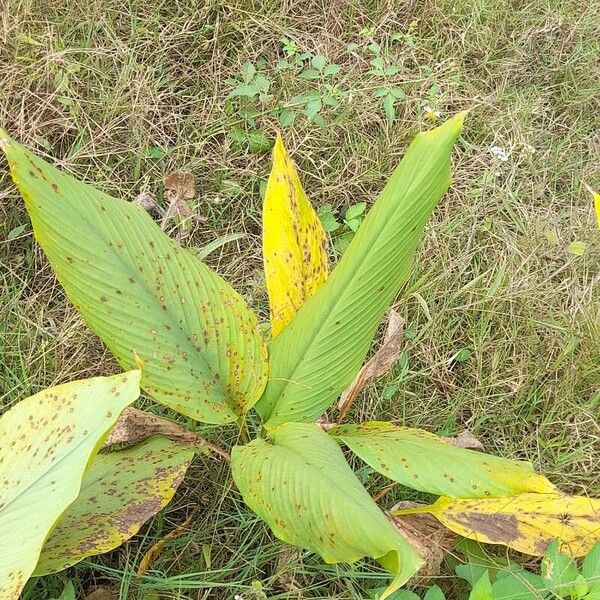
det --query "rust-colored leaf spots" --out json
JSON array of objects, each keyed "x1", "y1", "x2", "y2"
[
  {"x1": 35, "y1": 436, "x2": 194, "y2": 575},
  {"x1": 0, "y1": 129, "x2": 268, "y2": 424},
  {"x1": 0, "y1": 371, "x2": 140, "y2": 600},
  {"x1": 331, "y1": 422, "x2": 556, "y2": 499},
  {"x1": 394, "y1": 493, "x2": 600, "y2": 557},
  {"x1": 263, "y1": 133, "x2": 329, "y2": 337},
  {"x1": 232, "y1": 423, "x2": 422, "y2": 599}
]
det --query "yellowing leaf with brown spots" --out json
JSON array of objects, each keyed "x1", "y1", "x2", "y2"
[
  {"x1": 394, "y1": 493, "x2": 600, "y2": 557},
  {"x1": 35, "y1": 436, "x2": 194, "y2": 575},
  {"x1": 232, "y1": 423, "x2": 423, "y2": 600},
  {"x1": 263, "y1": 133, "x2": 329, "y2": 337},
  {"x1": 256, "y1": 114, "x2": 465, "y2": 426},
  {"x1": 0, "y1": 371, "x2": 140, "y2": 600},
  {"x1": 330, "y1": 422, "x2": 556, "y2": 499},
  {"x1": 0, "y1": 130, "x2": 268, "y2": 425}
]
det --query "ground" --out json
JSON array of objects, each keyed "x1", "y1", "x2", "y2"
[{"x1": 0, "y1": 0, "x2": 599, "y2": 598}]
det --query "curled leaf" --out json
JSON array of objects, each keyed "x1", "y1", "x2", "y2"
[
  {"x1": 338, "y1": 310, "x2": 404, "y2": 419},
  {"x1": 394, "y1": 493, "x2": 600, "y2": 557},
  {"x1": 263, "y1": 133, "x2": 329, "y2": 337},
  {"x1": 442, "y1": 430, "x2": 484, "y2": 451},
  {"x1": 103, "y1": 407, "x2": 203, "y2": 448},
  {"x1": 103, "y1": 407, "x2": 230, "y2": 460},
  {"x1": 232, "y1": 423, "x2": 423, "y2": 599}
]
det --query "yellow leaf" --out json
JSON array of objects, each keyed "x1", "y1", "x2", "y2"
[
  {"x1": 395, "y1": 493, "x2": 600, "y2": 557},
  {"x1": 263, "y1": 133, "x2": 329, "y2": 337},
  {"x1": 593, "y1": 189, "x2": 600, "y2": 229},
  {"x1": 137, "y1": 512, "x2": 194, "y2": 575}
]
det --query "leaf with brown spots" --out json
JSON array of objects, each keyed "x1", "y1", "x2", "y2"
[
  {"x1": 34, "y1": 436, "x2": 194, "y2": 575},
  {"x1": 338, "y1": 310, "x2": 404, "y2": 419},
  {"x1": 394, "y1": 493, "x2": 600, "y2": 557},
  {"x1": 262, "y1": 133, "x2": 329, "y2": 338},
  {"x1": 231, "y1": 422, "x2": 423, "y2": 600},
  {"x1": 329, "y1": 422, "x2": 556, "y2": 499},
  {"x1": 102, "y1": 407, "x2": 230, "y2": 460},
  {"x1": 0, "y1": 371, "x2": 140, "y2": 600},
  {"x1": 0, "y1": 129, "x2": 268, "y2": 425},
  {"x1": 256, "y1": 114, "x2": 466, "y2": 427}
]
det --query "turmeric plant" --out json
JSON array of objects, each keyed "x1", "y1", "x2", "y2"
[{"x1": 1, "y1": 114, "x2": 598, "y2": 600}]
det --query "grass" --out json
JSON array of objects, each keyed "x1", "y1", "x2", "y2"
[{"x1": 1, "y1": 0, "x2": 599, "y2": 598}]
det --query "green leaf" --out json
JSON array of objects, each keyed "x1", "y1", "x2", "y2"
[
  {"x1": 300, "y1": 69, "x2": 320, "y2": 80},
  {"x1": 35, "y1": 436, "x2": 194, "y2": 575},
  {"x1": 542, "y1": 540, "x2": 580, "y2": 595},
  {"x1": 7, "y1": 224, "x2": 26, "y2": 240},
  {"x1": 317, "y1": 204, "x2": 341, "y2": 232},
  {"x1": 346, "y1": 217, "x2": 362, "y2": 232},
  {"x1": 253, "y1": 74, "x2": 270, "y2": 94},
  {"x1": 469, "y1": 571, "x2": 492, "y2": 600},
  {"x1": 456, "y1": 563, "x2": 489, "y2": 588},
  {"x1": 279, "y1": 108, "x2": 297, "y2": 127},
  {"x1": 311, "y1": 54, "x2": 327, "y2": 69},
  {"x1": 345, "y1": 202, "x2": 367, "y2": 221},
  {"x1": 323, "y1": 64, "x2": 341, "y2": 76},
  {"x1": 491, "y1": 569, "x2": 549, "y2": 600},
  {"x1": 256, "y1": 114, "x2": 467, "y2": 426},
  {"x1": 0, "y1": 131, "x2": 268, "y2": 425},
  {"x1": 0, "y1": 371, "x2": 140, "y2": 600},
  {"x1": 50, "y1": 581, "x2": 76, "y2": 600},
  {"x1": 247, "y1": 130, "x2": 271, "y2": 154},
  {"x1": 455, "y1": 347, "x2": 472, "y2": 362},
  {"x1": 227, "y1": 84, "x2": 259, "y2": 98},
  {"x1": 231, "y1": 423, "x2": 423, "y2": 600},
  {"x1": 583, "y1": 541, "x2": 600, "y2": 581},
  {"x1": 147, "y1": 146, "x2": 165, "y2": 159},
  {"x1": 304, "y1": 98, "x2": 322, "y2": 121},
  {"x1": 240, "y1": 61, "x2": 256, "y2": 84},
  {"x1": 424, "y1": 585, "x2": 446, "y2": 600},
  {"x1": 383, "y1": 94, "x2": 396, "y2": 124},
  {"x1": 330, "y1": 422, "x2": 556, "y2": 498}
]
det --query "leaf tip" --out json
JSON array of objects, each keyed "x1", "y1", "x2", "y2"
[{"x1": 0, "y1": 129, "x2": 10, "y2": 152}]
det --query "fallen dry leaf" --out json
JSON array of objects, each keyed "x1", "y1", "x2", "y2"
[
  {"x1": 103, "y1": 407, "x2": 230, "y2": 460},
  {"x1": 388, "y1": 501, "x2": 456, "y2": 578},
  {"x1": 134, "y1": 192, "x2": 160, "y2": 213},
  {"x1": 137, "y1": 512, "x2": 195, "y2": 575},
  {"x1": 163, "y1": 170, "x2": 196, "y2": 223},
  {"x1": 338, "y1": 310, "x2": 404, "y2": 419},
  {"x1": 442, "y1": 430, "x2": 484, "y2": 451},
  {"x1": 274, "y1": 545, "x2": 303, "y2": 595}
]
